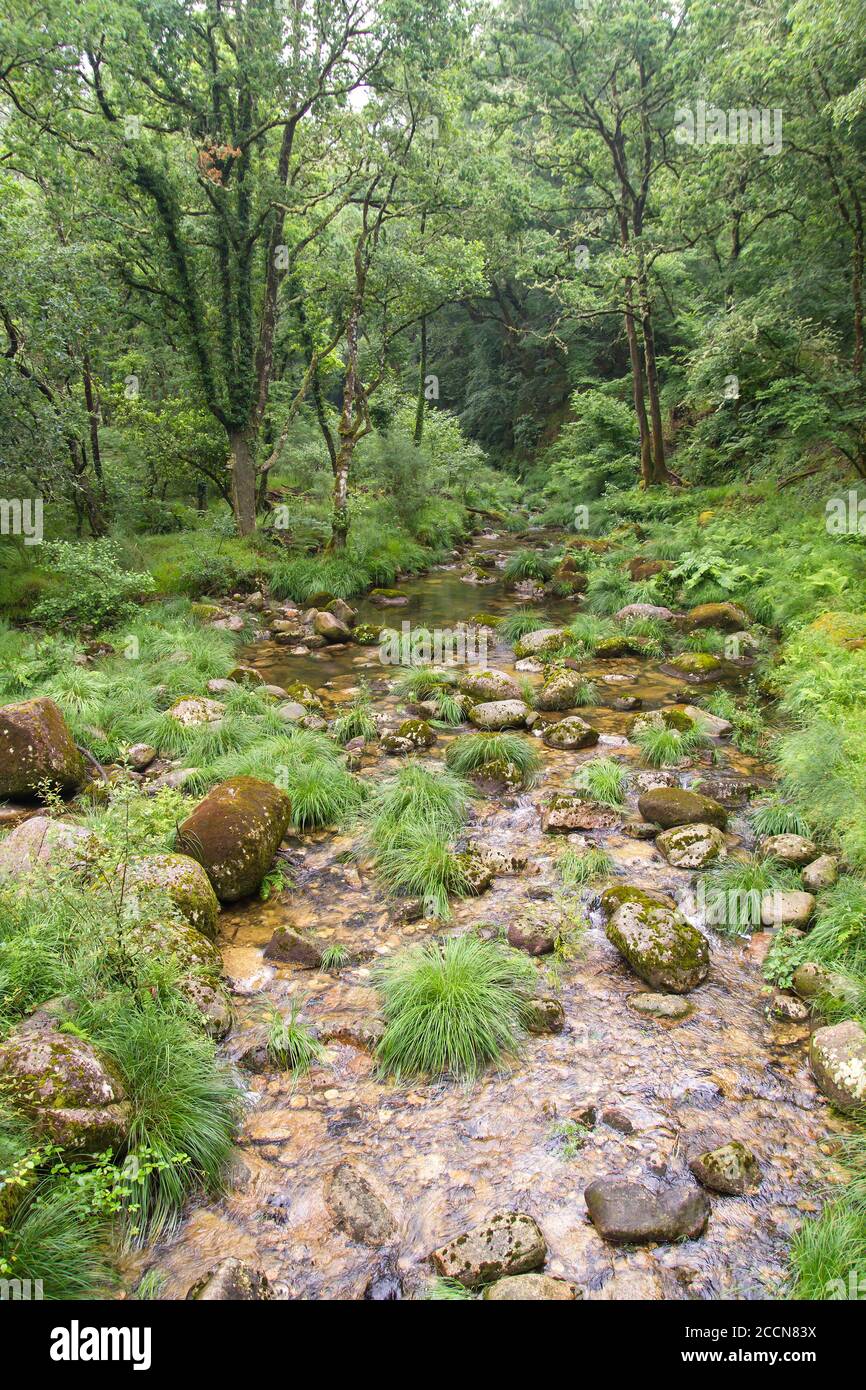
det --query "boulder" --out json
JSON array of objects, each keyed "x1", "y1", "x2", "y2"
[
  {"x1": 542, "y1": 716, "x2": 600, "y2": 751},
  {"x1": 606, "y1": 899, "x2": 709, "y2": 993},
  {"x1": 226, "y1": 665, "x2": 264, "y2": 686},
  {"x1": 637, "y1": 787, "x2": 727, "y2": 830},
  {"x1": 263, "y1": 926, "x2": 323, "y2": 969},
  {"x1": 125, "y1": 852, "x2": 220, "y2": 939},
  {"x1": 0, "y1": 1017, "x2": 129, "y2": 1150},
  {"x1": 535, "y1": 669, "x2": 591, "y2": 712},
  {"x1": 662, "y1": 653, "x2": 725, "y2": 683},
  {"x1": 314, "y1": 610, "x2": 353, "y2": 643},
  {"x1": 468, "y1": 700, "x2": 531, "y2": 730},
  {"x1": 122, "y1": 915, "x2": 223, "y2": 983},
  {"x1": 685, "y1": 602, "x2": 750, "y2": 632},
  {"x1": 326, "y1": 1162, "x2": 396, "y2": 1247},
  {"x1": 513, "y1": 628, "x2": 566, "y2": 659},
  {"x1": 166, "y1": 696, "x2": 225, "y2": 726},
  {"x1": 176, "y1": 776, "x2": 292, "y2": 901},
  {"x1": 541, "y1": 793, "x2": 620, "y2": 833},
  {"x1": 600, "y1": 884, "x2": 677, "y2": 918},
  {"x1": 458, "y1": 669, "x2": 521, "y2": 702},
  {"x1": 584, "y1": 1177, "x2": 709, "y2": 1244},
  {"x1": 483, "y1": 1274, "x2": 577, "y2": 1301},
  {"x1": 689, "y1": 1141, "x2": 761, "y2": 1195},
  {"x1": 127, "y1": 743, "x2": 157, "y2": 770},
  {"x1": 759, "y1": 834, "x2": 818, "y2": 867},
  {"x1": 810, "y1": 1020, "x2": 866, "y2": 1111},
  {"x1": 656, "y1": 823, "x2": 727, "y2": 868},
  {"x1": 792, "y1": 961, "x2": 859, "y2": 1008},
  {"x1": 614, "y1": 604, "x2": 675, "y2": 622},
  {"x1": 0, "y1": 697, "x2": 86, "y2": 799},
  {"x1": 676, "y1": 704, "x2": 732, "y2": 739},
  {"x1": 327, "y1": 598, "x2": 358, "y2": 625},
  {"x1": 380, "y1": 719, "x2": 437, "y2": 753},
  {"x1": 277, "y1": 701, "x2": 308, "y2": 723},
  {"x1": 187, "y1": 1258, "x2": 272, "y2": 1301},
  {"x1": 369, "y1": 588, "x2": 409, "y2": 607},
  {"x1": 802, "y1": 855, "x2": 839, "y2": 892},
  {"x1": 760, "y1": 890, "x2": 815, "y2": 928},
  {"x1": 430, "y1": 1211, "x2": 546, "y2": 1288},
  {"x1": 507, "y1": 920, "x2": 555, "y2": 956},
  {"x1": 628, "y1": 557, "x2": 672, "y2": 581},
  {"x1": 0, "y1": 816, "x2": 100, "y2": 881}
]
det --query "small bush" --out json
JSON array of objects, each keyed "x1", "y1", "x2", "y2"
[
  {"x1": 445, "y1": 731, "x2": 541, "y2": 785},
  {"x1": 32, "y1": 541, "x2": 155, "y2": 629}
]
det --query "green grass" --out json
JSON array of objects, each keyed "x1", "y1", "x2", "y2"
[
  {"x1": 445, "y1": 731, "x2": 541, "y2": 786},
  {"x1": 374, "y1": 827, "x2": 474, "y2": 919},
  {"x1": 393, "y1": 666, "x2": 456, "y2": 701},
  {"x1": 363, "y1": 762, "x2": 471, "y2": 850},
  {"x1": 0, "y1": 1180, "x2": 117, "y2": 1299},
  {"x1": 503, "y1": 550, "x2": 555, "y2": 583},
  {"x1": 562, "y1": 613, "x2": 616, "y2": 658},
  {"x1": 632, "y1": 724, "x2": 708, "y2": 768},
  {"x1": 422, "y1": 1276, "x2": 477, "y2": 1300},
  {"x1": 789, "y1": 1201, "x2": 866, "y2": 1300},
  {"x1": 572, "y1": 756, "x2": 629, "y2": 806},
  {"x1": 499, "y1": 607, "x2": 551, "y2": 642},
  {"x1": 557, "y1": 845, "x2": 614, "y2": 888},
  {"x1": 375, "y1": 934, "x2": 535, "y2": 1080},
  {"x1": 749, "y1": 797, "x2": 813, "y2": 838},
  {"x1": 332, "y1": 683, "x2": 378, "y2": 744},
  {"x1": 265, "y1": 1000, "x2": 324, "y2": 1074}
]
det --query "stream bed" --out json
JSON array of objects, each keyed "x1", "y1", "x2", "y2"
[{"x1": 146, "y1": 535, "x2": 848, "y2": 1301}]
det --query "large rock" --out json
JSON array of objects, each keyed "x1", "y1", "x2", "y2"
[
  {"x1": 656, "y1": 823, "x2": 727, "y2": 868},
  {"x1": 125, "y1": 852, "x2": 220, "y2": 939},
  {"x1": 483, "y1": 1274, "x2": 577, "y2": 1301},
  {"x1": 637, "y1": 787, "x2": 727, "y2": 830},
  {"x1": 314, "y1": 610, "x2": 352, "y2": 643},
  {"x1": 187, "y1": 1258, "x2": 272, "y2": 1301},
  {"x1": 802, "y1": 855, "x2": 839, "y2": 892},
  {"x1": 507, "y1": 920, "x2": 555, "y2": 956},
  {"x1": 0, "y1": 816, "x2": 99, "y2": 881},
  {"x1": 468, "y1": 700, "x2": 530, "y2": 730},
  {"x1": 584, "y1": 1177, "x2": 709, "y2": 1244},
  {"x1": 430, "y1": 1211, "x2": 546, "y2": 1288},
  {"x1": 458, "y1": 669, "x2": 520, "y2": 702},
  {"x1": 513, "y1": 628, "x2": 566, "y2": 659},
  {"x1": 542, "y1": 715, "x2": 599, "y2": 751},
  {"x1": 760, "y1": 890, "x2": 815, "y2": 928},
  {"x1": 541, "y1": 793, "x2": 620, "y2": 833},
  {"x1": 600, "y1": 885, "x2": 677, "y2": 918},
  {"x1": 176, "y1": 776, "x2": 292, "y2": 901},
  {"x1": 122, "y1": 915, "x2": 223, "y2": 983},
  {"x1": 0, "y1": 697, "x2": 86, "y2": 799},
  {"x1": 535, "y1": 668, "x2": 589, "y2": 712},
  {"x1": 326, "y1": 1162, "x2": 396, "y2": 1247},
  {"x1": 793, "y1": 961, "x2": 860, "y2": 1008},
  {"x1": 759, "y1": 834, "x2": 817, "y2": 866},
  {"x1": 662, "y1": 653, "x2": 725, "y2": 683},
  {"x1": 166, "y1": 696, "x2": 225, "y2": 726},
  {"x1": 689, "y1": 1141, "x2": 761, "y2": 1195},
  {"x1": 676, "y1": 704, "x2": 732, "y2": 739},
  {"x1": 685, "y1": 602, "x2": 749, "y2": 631},
  {"x1": 606, "y1": 898, "x2": 709, "y2": 993},
  {"x1": 614, "y1": 604, "x2": 675, "y2": 622},
  {"x1": 810, "y1": 1021, "x2": 866, "y2": 1111},
  {"x1": 0, "y1": 1016, "x2": 129, "y2": 1150}
]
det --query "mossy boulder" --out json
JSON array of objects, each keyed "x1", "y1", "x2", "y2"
[
  {"x1": 810, "y1": 1021, "x2": 866, "y2": 1112},
  {"x1": 470, "y1": 758, "x2": 525, "y2": 790},
  {"x1": 125, "y1": 852, "x2": 220, "y2": 940},
  {"x1": 283, "y1": 682, "x2": 324, "y2": 712},
  {"x1": 370, "y1": 588, "x2": 409, "y2": 607},
  {"x1": 0, "y1": 697, "x2": 86, "y2": 799},
  {"x1": 628, "y1": 992, "x2": 693, "y2": 1021},
  {"x1": 685, "y1": 602, "x2": 750, "y2": 632},
  {"x1": 187, "y1": 1258, "x2": 272, "y2": 1301},
  {"x1": 166, "y1": 696, "x2": 225, "y2": 726},
  {"x1": 513, "y1": 628, "x2": 566, "y2": 659},
  {"x1": 541, "y1": 793, "x2": 619, "y2": 832},
  {"x1": 689, "y1": 1141, "x2": 761, "y2": 1195},
  {"x1": 637, "y1": 787, "x2": 727, "y2": 830},
  {"x1": 606, "y1": 899, "x2": 709, "y2": 992},
  {"x1": 759, "y1": 833, "x2": 817, "y2": 866},
  {"x1": 314, "y1": 610, "x2": 353, "y2": 643},
  {"x1": 535, "y1": 668, "x2": 588, "y2": 712},
  {"x1": 600, "y1": 885, "x2": 677, "y2": 919},
  {"x1": 656, "y1": 823, "x2": 727, "y2": 868},
  {"x1": 176, "y1": 776, "x2": 292, "y2": 902},
  {"x1": 122, "y1": 915, "x2": 223, "y2": 983},
  {"x1": 662, "y1": 652, "x2": 725, "y2": 683},
  {"x1": 594, "y1": 636, "x2": 647, "y2": 658},
  {"x1": 808, "y1": 611, "x2": 866, "y2": 646},
  {"x1": 380, "y1": 719, "x2": 437, "y2": 753},
  {"x1": 0, "y1": 816, "x2": 100, "y2": 881},
  {"x1": 468, "y1": 699, "x2": 530, "y2": 730},
  {"x1": 542, "y1": 715, "x2": 599, "y2": 750},
  {"x1": 430, "y1": 1211, "x2": 547, "y2": 1288},
  {"x1": 458, "y1": 669, "x2": 521, "y2": 702},
  {"x1": 793, "y1": 962, "x2": 860, "y2": 1007},
  {"x1": 353, "y1": 623, "x2": 384, "y2": 646},
  {"x1": 802, "y1": 855, "x2": 839, "y2": 892},
  {"x1": 627, "y1": 557, "x2": 672, "y2": 581},
  {"x1": 226, "y1": 665, "x2": 264, "y2": 686},
  {"x1": 0, "y1": 1017, "x2": 129, "y2": 1151},
  {"x1": 630, "y1": 708, "x2": 695, "y2": 736}
]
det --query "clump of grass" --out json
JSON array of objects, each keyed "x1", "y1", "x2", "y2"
[
  {"x1": 585, "y1": 566, "x2": 634, "y2": 616},
  {"x1": 632, "y1": 724, "x2": 708, "y2": 769},
  {"x1": 422, "y1": 1276, "x2": 476, "y2": 1300},
  {"x1": 789, "y1": 1202, "x2": 866, "y2": 1300},
  {"x1": 363, "y1": 761, "x2": 471, "y2": 850},
  {"x1": 800, "y1": 878, "x2": 866, "y2": 977},
  {"x1": 562, "y1": 613, "x2": 615, "y2": 658},
  {"x1": 557, "y1": 845, "x2": 614, "y2": 887},
  {"x1": 749, "y1": 796, "x2": 813, "y2": 838},
  {"x1": 704, "y1": 855, "x2": 801, "y2": 937},
  {"x1": 265, "y1": 1000, "x2": 323, "y2": 1074},
  {"x1": 282, "y1": 758, "x2": 366, "y2": 830},
  {"x1": 320, "y1": 944, "x2": 350, "y2": 972},
  {"x1": 549, "y1": 1118, "x2": 591, "y2": 1159},
  {"x1": 445, "y1": 731, "x2": 541, "y2": 786},
  {"x1": 499, "y1": 607, "x2": 550, "y2": 642},
  {"x1": 332, "y1": 682, "x2": 378, "y2": 744},
  {"x1": 504, "y1": 550, "x2": 555, "y2": 584},
  {"x1": 375, "y1": 934, "x2": 535, "y2": 1080},
  {"x1": 432, "y1": 688, "x2": 468, "y2": 726},
  {"x1": 392, "y1": 665, "x2": 455, "y2": 702},
  {"x1": 374, "y1": 827, "x2": 473, "y2": 919},
  {"x1": 572, "y1": 757, "x2": 629, "y2": 806},
  {"x1": 0, "y1": 1180, "x2": 117, "y2": 1300}
]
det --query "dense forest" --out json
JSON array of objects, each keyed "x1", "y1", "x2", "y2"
[{"x1": 1, "y1": 0, "x2": 866, "y2": 1317}]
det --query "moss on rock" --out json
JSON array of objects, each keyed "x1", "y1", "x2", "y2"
[{"x1": 176, "y1": 776, "x2": 292, "y2": 902}]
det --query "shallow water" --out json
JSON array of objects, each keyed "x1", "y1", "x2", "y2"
[{"x1": 146, "y1": 536, "x2": 848, "y2": 1301}]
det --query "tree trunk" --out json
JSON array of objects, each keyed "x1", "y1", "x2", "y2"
[
  {"x1": 229, "y1": 427, "x2": 257, "y2": 536},
  {"x1": 853, "y1": 216, "x2": 864, "y2": 377},
  {"x1": 82, "y1": 355, "x2": 105, "y2": 502},
  {"x1": 329, "y1": 444, "x2": 351, "y2": 551},
  {"x1": 413, "y1": 314, "x2": 427, "y2": 443},
  {"x1": 624, "y1": 293, "x2": 652, "y2": 486},
  {"x1": 636, "y1": 263, "x2": 668, "y2": 484}
]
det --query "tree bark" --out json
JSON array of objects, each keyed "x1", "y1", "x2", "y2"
[
  {"x1": 413, "y1": 313, "x2": 428, "y2": 443},
  {"x1": 229, "y1": 427, "x2": 257, "y2": 536}
]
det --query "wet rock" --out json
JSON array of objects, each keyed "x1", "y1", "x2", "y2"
[
  {"x1": 613, "y1": 696, "x2": 642, "y2": 712},
  {"x1": 584, "y1": 1177, "x2": 709, "y2": 1244},
  {"x1": 277, "y1": 700, "x2": 308, "y2": 723},
  {"x1": 662, "y1": 653, "x2": 725, "y2": 683},
  {"x1": 513, "y1": 628, "x2": 566, "y2": 659},
  {"x1": 0, "y1": 696, "x2": 86, "y2": 799},
  {"x1": 759, "y1": 834, "x2": 818, "y2": 866},
  {"x1": 637, "y1": 787, "x2": 727, "y2": 830},
  {"x1": 588, "y1": 1268, "x2": 667, "y2": 1300},
  {"x1": 622, "y1": 818, "x2": 661, "y2": 841},
  {"x1": 0, "y1": 1017, "x2": 129, "y2": 1151},
  {"x1": 614, "y1": 603, "x2": 675, "y2": 622},
  {"x1": 261, "y1": 684, "x2": 289, "y2": 699},
  {"x1": 226, "y1": 665, "x2": 265, "y2": 685},
  {"x1": 263, "y1": 926, "x2": 323, "y2": 969},
  {"x1": 123, "y1": 914, "x2": 223, "y2": 984},
  {"x1": 127, "y1": 743, "x2": 157, "y2": 770},
  {"x1": 483, "y1": 1274, "x2": 577, "y2": 1301},
  {"x1": 600, "y1": 885, "x2": 678, "y2": 918},
  {"x1": 211, "y1": 614, "x2": 245, "y2": 632},
  {"x1": 468, "y1": 699, "x2": 531, "y2": 730},
  {"x1": 380, "y1": 719, "x2": 436, "y2": 753},
  {"x1": 166, "y1": 696, "x2": 225, "y2": 726},
  {"x1": 630, "y1": 770, "x2": 678, "y2": 795},
  {"x1": 524, "y1": 996, "x2": 565, "y2": 1033},
  {"x1": 535, "y1": 668, "x2": 589, "y2": 712},
  {"x1": 676, "y1": 704, "x2": 733, "y2": 739},
  {"x1": 656, "y1": 823, "x2": 727, "y2": 868},
  {"x1": 176, "y1": 776, "x2": 292, "y2": 901},
  {"x1": 760, "y1": 890, "x2": 815, "y2": 927},
  {"x1": 327, "y1": 598, "x2": 358, "y2": 625},
  {"x1": 430, "y1": 1211, "x2": 547, "y2": 1288},
  {"x1": 353, "y1": 623, "x2": 385, "y2": 645},
  {"x1": 628, "y1": 557, "x2": 672, "y2": 581},
  {"x1": 507, "y1": 920, "x2": 555, "y2": 956},
  {"x1": 769, "y1": 992, "x2": 809, "y2": 1023},
  {"x1": 183, "y1": 976, "x2": 232, "y2": 1038},
  {"x1": 370, "y1": 588, "x2": 409, "y2": 607},
  {"x1": 364, "y1": 1257, "x2": 403, "y2": 1300},
  {"x1": 685, "y1": 601, "x2": 750, "y2": 631},
  {"x1": 802, "y1": 855, "x2": 839, "y2": 892},
  {"x1": 458, "y1": 668, "x2": 520, "y2": 702},
  {"x1": 542, "y1": 715, "x2": 600, "y2": 750},
  {"x1": 541, "y1": 793, "x2": 620, "y2": 833},
  {"x1": 125, "y1": 851, "x2": 220, "y2": 939},
  {"x1": 327, "y1": 1162, "x2": 397, "y2": 1247},
  {"x1": 187, "y1": 1258, "x2": 272, "y2": 1301},
  {"x1": 689, "y1": 1141, "x2": 761, "y2": 1195},
  {"x1": 0, "y1": 816, "x2": 100, "y2": 881},
  {"x1": 628, "y1": 992, "x2": 693, "y2": 1021},
  {"x1": 606, "y1": 899, "x2": 709, "y2": 993},
  {"x1": 688, "y1": 774, "x2": 758, "y2": 807},
  {"x1": 792, "y1": 961, "x2": 860, "y2": 1007},
  {"x1": 314, "y1": 610, "x2": 353, "y2": 643},
  {"x1": 810, "y1": 1021, "x2": 866, "y2": 1111}
]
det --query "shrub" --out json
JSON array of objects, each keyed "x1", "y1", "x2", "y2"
[
  {"x1": 504, "y1": 550, "x2": 555, "y2": 584},
  {"x1": 375, "y1": 934, "x2": 535, "y2": 1080},
  {"x1": 32, "y1": 541, "x2": 155, "y2": 629}
]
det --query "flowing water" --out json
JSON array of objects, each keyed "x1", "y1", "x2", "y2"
[{"x1": 146, "y1": 535, "x2": 848, "y2": 1300}]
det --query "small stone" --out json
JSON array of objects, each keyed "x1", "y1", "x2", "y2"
[
  {"x1": 689, "y1": 1141, "x2": 761, "y2": 1195},
  {"x1": 769, "y1": 992, "x2": 809, "y2": 1023},
  {"x1": 186, "y1": 1258, "x2": 272, "y2": 1301},
  {"x1": 542, "y1": 715, "x2": 600, "y2": 751},
  {"x1": 524, "y1": 996, "x2": 565, "y2": 1033},
  {"x1": 430, "y1": 1211, "x2": 546, "y2": 1288},
  {"x1": 263, "y1": 927, "x2": 323, "y2": 969},
  {"x1": 628, "y1": 992, "x2": 693, "y2": 1021},
  {"x1": 127, "y1": 743, "x2": 156, "y2": 770},
  {"x1": 507, "y1": 920, "x2": 555, "y2": 956},
  {"x1": 802, "y1": 855, "x2": 838, "y2": 892},
  {"x1": 326, "y1": 1162, "x2": 396, "y2": 1247},
  {"x1": 483, "y1": 1274, "x2": 577, "y2": 1301},
  {"x1": 656, "y1": 823, "x2": 727, "y2": 869}
]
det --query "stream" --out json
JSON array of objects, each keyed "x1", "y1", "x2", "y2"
[{"x1": 145, "y1": 533, "x2": 847, "y2": 1301}]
